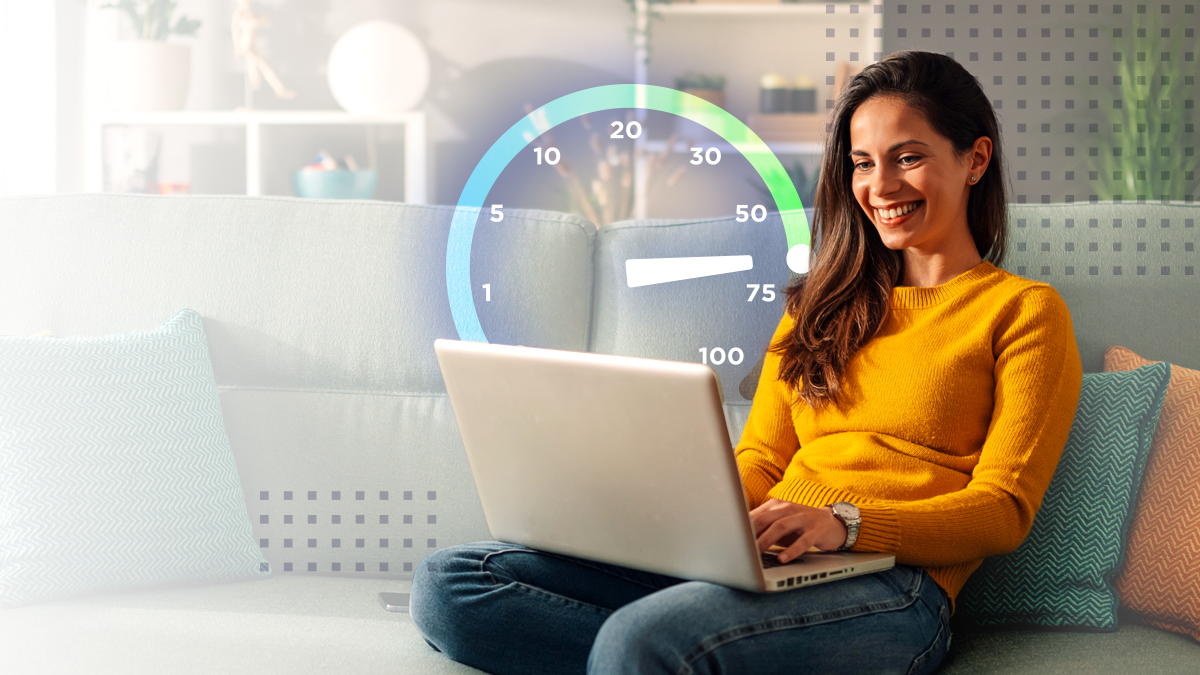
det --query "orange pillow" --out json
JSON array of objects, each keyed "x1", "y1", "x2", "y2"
[{"x1": 1106, "y1": 346, "x2": 1200, "y2": 642}]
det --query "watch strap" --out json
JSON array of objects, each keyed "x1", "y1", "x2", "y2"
[{"x1": 828, "y1": 501, "x2": 861, "y2": 551}]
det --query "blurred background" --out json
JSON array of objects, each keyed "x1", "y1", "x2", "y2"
[{"x1": 0, "y1": 0, "x2": 1196, "y2": 222}]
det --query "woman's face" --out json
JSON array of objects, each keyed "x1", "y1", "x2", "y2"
[{"x1": 848, "y1": 95, "x2": 985, "y2": 256}]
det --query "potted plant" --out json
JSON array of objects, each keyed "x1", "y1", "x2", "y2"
[
  {"x1": 90, "y1": 1, "x2": 202, "y2": 112},
  {"x1": 671, "y1": 72, "x2": 727, "y2": 142},
  {"x1": 1077, "y1": 8, "x2": 1199, "y2": 202},
  {"x1": 674, "y1": 72, "x2": 728, "y2": 108}
]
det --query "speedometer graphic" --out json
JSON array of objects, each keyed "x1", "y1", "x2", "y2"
[{"x1": 445, "y1": 83, "x2": 813, "y2": 404}]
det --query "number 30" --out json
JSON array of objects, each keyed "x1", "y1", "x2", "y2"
[{"x1": 690, "y1": 147, "x2": 721, "y2": 165}]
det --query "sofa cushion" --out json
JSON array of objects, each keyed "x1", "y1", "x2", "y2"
[
  {"x1": 0, "y1": 309, "x2": 268, "y2": 607},
  {"x1": 221, "y1": 389, "x2": 491, "y2": 577},
  {"x1": 955, "y1": 363, "x2": 1171, "y2": 630},
  {"x1": 0, "y1": 575, "x2": 483, "y2": 675},
  {"x1": 936, "y1": 619, "x2": 1200, "y2": 674},
  {"x1": 1, "y1": 575, "x2": 1196, "y2": 675},
  {"x1": 1105, "y1": 346, "x2": 1200, "y2": 642}
]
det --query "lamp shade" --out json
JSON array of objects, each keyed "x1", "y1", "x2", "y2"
[{"x1": 327, "y1": 21, "x2": 430, "y2": 114}]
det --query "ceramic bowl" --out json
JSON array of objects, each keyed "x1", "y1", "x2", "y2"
[{"x1": 292, "y1": 169, "x2": 378, "y2": 200}]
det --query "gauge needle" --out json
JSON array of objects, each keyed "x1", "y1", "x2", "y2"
[{"x1": 626, "y1": 255, "x2": 753, "y2": 288}]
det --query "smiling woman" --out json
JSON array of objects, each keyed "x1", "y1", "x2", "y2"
[
  {"x1": 772, "y1": 49, "x2": 1009, "y2": 411},
  {"x1": 849, "y1": 98, "x2": 992, "y2": 287},
  {"x1": 735, "y1": 49, "x2": 1082, "y2": 670},
  {"x1": 411, "y1": 51, "x2": 1084, "y2": 675}
]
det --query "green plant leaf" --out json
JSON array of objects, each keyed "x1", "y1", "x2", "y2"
[
  {"x1": 171, "y1": 16, "x2": 201, "y2": 38},
  {"x1": 90, "y1": 0, "x2": 200, "y2": 40},
  {"x1": 1073, "y1": 11, "x2": 1199, "y2": 201}
]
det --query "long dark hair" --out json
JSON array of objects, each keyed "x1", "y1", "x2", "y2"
[{"x1": 771, "y1": 50, "x2": 1008, "y2": 410}]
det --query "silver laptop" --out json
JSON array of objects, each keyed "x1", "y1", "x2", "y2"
[{"x1": 433, "y1": 339, "x2": 894, "y2": 593}]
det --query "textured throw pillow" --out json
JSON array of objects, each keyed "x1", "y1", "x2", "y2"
[
  {"x1": 956, "y1": 362, "x2": 1171, "y2": 630},
  {"x1": 1106, "y1": 346, "x2": 1200, "y2": 642},
  {"x1": 0, "y1": 309, "x2": 268, "y2": 607}
]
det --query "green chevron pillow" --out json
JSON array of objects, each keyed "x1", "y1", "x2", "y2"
[
  {"x1": 0, "y1": 309, "x2": 269, "y2": 607},
  {"x1": 956, "y1": 361, "x2": 1171, "y2": 631}
]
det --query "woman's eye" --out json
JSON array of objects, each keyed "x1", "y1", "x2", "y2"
[
  {"x1": 854, "y1": 162, "x2": 872, "y2": 171},
  {"x1": 899, "y1": 155, "x2": 920, "y2": 165}
]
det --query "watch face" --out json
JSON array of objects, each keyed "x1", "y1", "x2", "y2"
[{"x1": 834, "y1": 502, "x2": 860, "y2": 521}]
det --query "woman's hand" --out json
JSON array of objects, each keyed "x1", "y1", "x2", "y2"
[{"x1": 749, "y1": 499, "x2": 849, "y2": 563}]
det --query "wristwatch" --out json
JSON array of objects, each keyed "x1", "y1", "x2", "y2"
[{"x1": 828, "y1": 501, "x2": 861, "y2": 551}]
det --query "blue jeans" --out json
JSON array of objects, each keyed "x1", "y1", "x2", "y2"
[{"x1": 409, "y1": 540, "x2": 951, "y2": 675}]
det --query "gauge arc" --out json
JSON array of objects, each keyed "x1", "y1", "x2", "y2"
[{"x1": 447, "y1": 84, "x2": 810, "y2": 342}]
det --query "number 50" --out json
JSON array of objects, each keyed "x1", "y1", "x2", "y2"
[{"x1": 736, "y1": 205, "x2": 767, "y2": 222}]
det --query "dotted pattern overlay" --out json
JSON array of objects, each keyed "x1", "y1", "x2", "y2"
[
  {"x1": 816, "y1": 3, "x2": 1198, "y2": 278},
  {"x1": 251, "y1": 489, "x2": 440, "y2": 575},
  {"x1": 1006, "y1": 213, "x2": 1195, "y2": 278}
]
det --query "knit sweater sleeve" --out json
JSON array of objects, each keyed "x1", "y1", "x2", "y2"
[
  {"x1": 734, "y1": 313, "x2": 801, "y2": 510},
  {"x1": 851, "y1": 285, "x2": 1084, "y2": 567}
]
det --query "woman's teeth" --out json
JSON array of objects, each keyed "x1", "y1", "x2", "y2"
[{"x1": 879, "y1": 202, "x2": 920, "y2": 220}]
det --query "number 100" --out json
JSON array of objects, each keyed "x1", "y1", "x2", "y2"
[{"x1": 699, "y1": 347, "x2": 744, "y2": 366}]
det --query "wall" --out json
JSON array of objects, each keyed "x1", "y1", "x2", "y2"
[
  {"x1": 44, "y1": 2, "x2": 1200, "y2": 212},
  {"x1": 883, "y1": 1, "x2": 1199, "y2": 205},
  {"x1": 0, "y1": 0, "x2": 57, "y2": 196}
]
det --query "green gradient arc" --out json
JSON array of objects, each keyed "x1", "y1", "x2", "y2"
[{"x1": 447, "y1": 83, "x2": 811, "y2": 342}]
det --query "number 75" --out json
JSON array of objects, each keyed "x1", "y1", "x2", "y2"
[{"x1": 746, "y1": 284, "x2": 776, "y2": 302}]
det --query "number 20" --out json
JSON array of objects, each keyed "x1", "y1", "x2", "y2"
[{"x1": 610, "y1": 120, "x2": 642, "y2": 139}]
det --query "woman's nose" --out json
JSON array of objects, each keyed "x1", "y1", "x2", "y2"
[{"x1": 870, "y1": 164, "x2": 901, "y2": 197}]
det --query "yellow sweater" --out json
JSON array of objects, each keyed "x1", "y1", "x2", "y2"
[{"x1": 735, "y1": 261, "x2": 1083, "y2": 609}]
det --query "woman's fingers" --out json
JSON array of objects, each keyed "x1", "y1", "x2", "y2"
[
  {"x1": 756, "y1": 512, "x2": 812, "y2": 552},
  {"x1": 749, "y1": 498, "x2": 794, "y2": 535},
  {"x1": 777, "y1": 530, "x2": 817, "y2": 563},
  {"x1": 750, "y1": 500, "x2": 849, "y2": 561}
]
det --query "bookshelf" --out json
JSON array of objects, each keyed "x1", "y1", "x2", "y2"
[
  {"x1": 631, "y1": 1, "x2": 882, "y2": 217},
  {"x1": 86, "y1": 110, "x2": 427, "y2": 203}
]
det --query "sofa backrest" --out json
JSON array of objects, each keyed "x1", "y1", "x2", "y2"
[
  {"x1": 0, "y1": 193, "x2": 595, "y2": 576},
  {"x1": 998, "y1": 203, "x2": 1199, "y2": 373},
  {"x1": 3, "y1": 194, "x2": 1197, "y2": 579}
]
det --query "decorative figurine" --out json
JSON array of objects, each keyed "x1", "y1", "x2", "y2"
[{"x1": 232, "y1": 0, "x2": 295, "y2": 108}]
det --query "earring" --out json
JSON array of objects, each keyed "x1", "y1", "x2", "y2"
[{"x1": 969, "y1": 175, "x2": 978, "y2": 183}]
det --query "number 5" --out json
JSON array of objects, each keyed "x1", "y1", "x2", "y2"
[
  {"x1": 736, "y1": 205, "x2": 749, "y2": 222},
  {"x1": 491, "y1": 204, "x2": 503, "y2": 222}
]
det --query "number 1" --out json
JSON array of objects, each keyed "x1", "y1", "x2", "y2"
[{"x1": 482, "y1": 284, "x2": 491, "y2": 301}]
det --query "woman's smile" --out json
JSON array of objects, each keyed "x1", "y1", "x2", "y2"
[{"x1": 874, "y1": 200, "x2": 924, "y2": 226}]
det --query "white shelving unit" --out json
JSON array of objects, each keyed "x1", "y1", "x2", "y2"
[
  {"x1": 631, "y1": 0, "x2": 882, "y2": 217},
  {"x1": 86, "y1": 110, "x2": 427, "y2": 204}
]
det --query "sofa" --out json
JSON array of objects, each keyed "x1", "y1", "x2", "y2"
[{"x1": 1, "y1": 193, "x2": 1198, "y2": 674}]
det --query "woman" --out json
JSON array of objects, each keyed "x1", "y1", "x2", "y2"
[{"x1": 409, "y1": 50, "x2": 1083, "y2": 675}]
